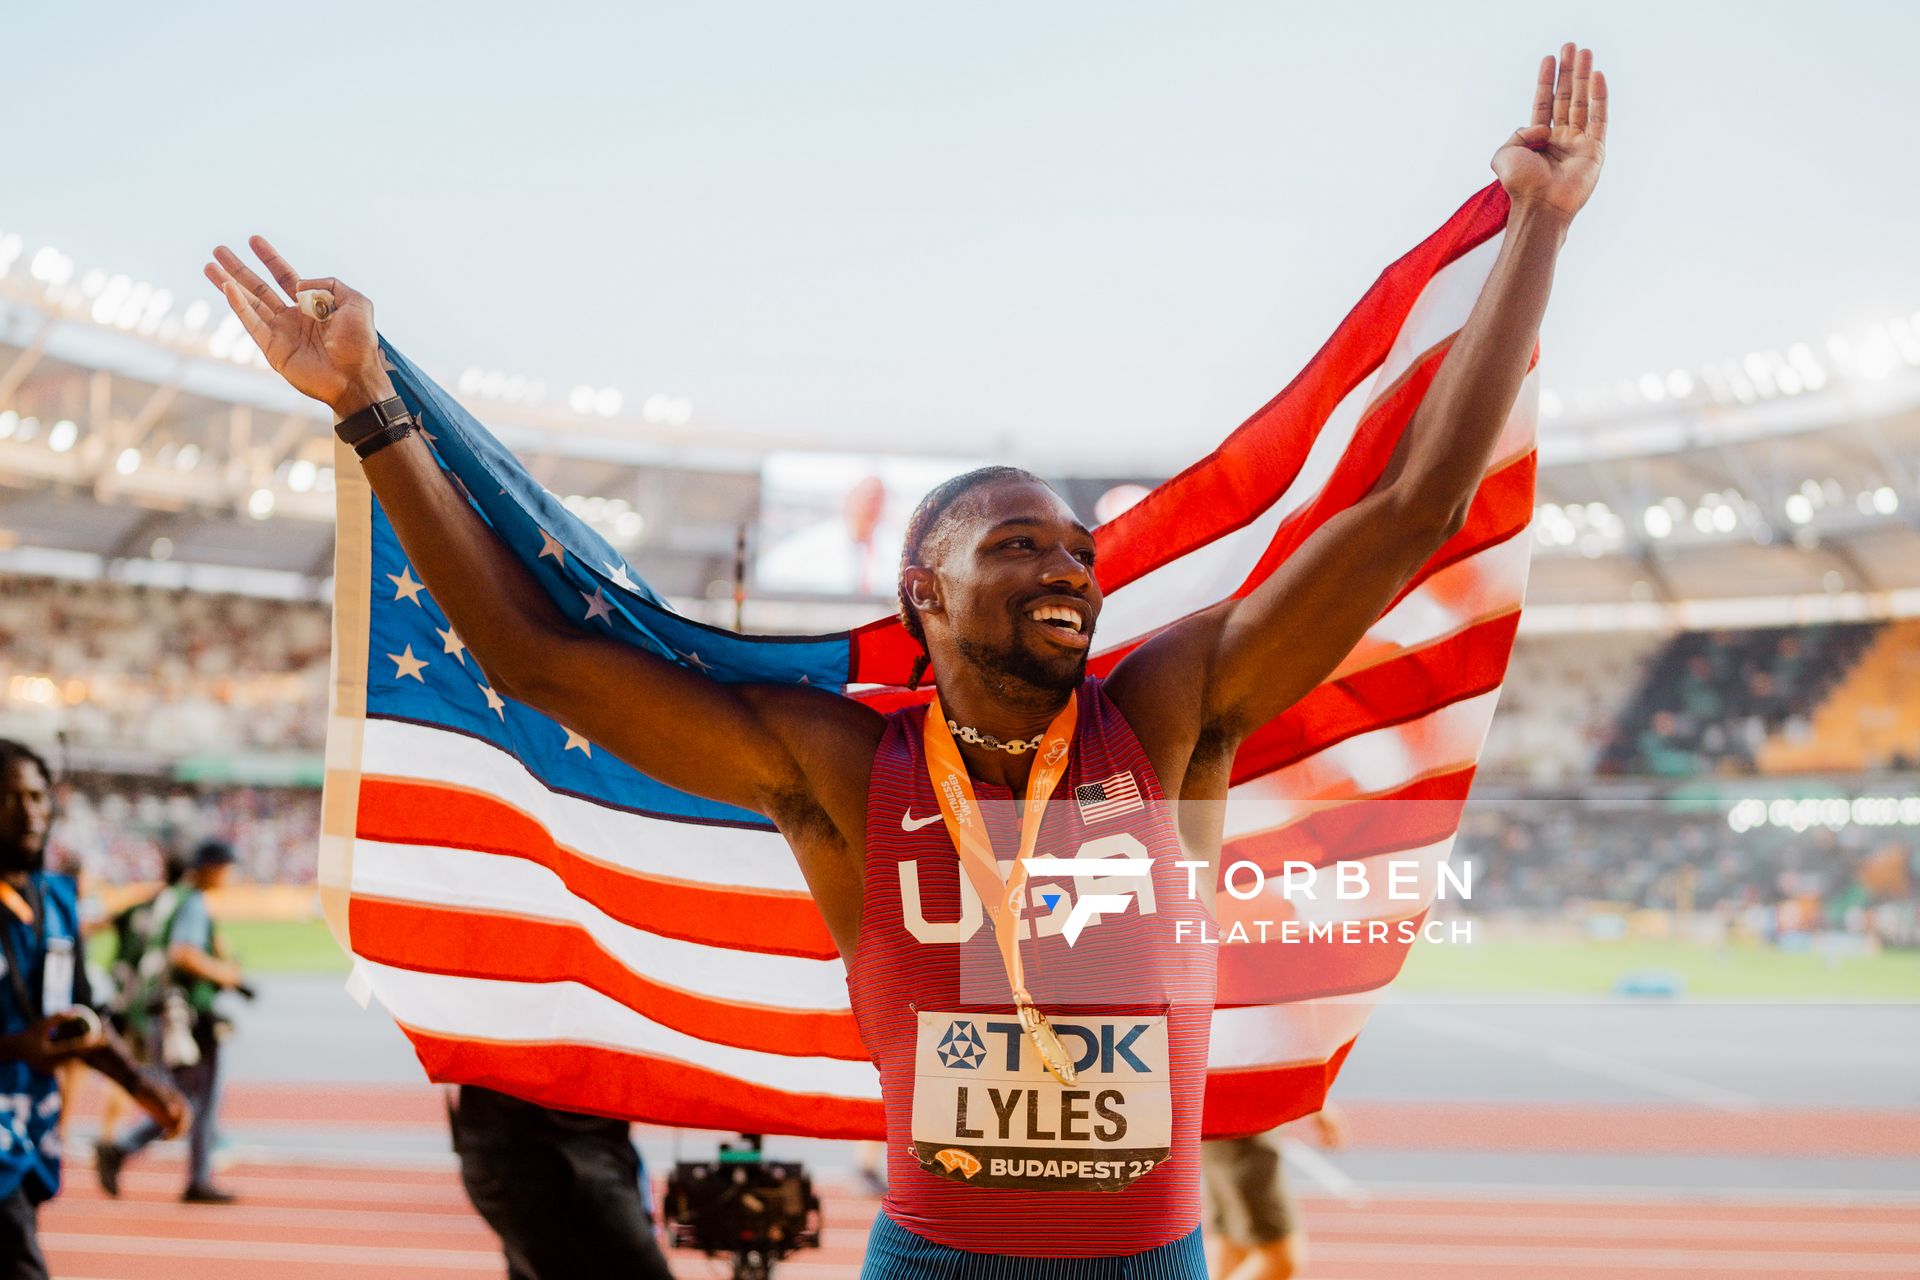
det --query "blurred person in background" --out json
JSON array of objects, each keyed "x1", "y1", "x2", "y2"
[
  {"x1": 449, "y1": 1084, "x2": 673, "y2": 1279},
  {"x1": 1203, "y1": 1105, "x2": 1350, "y2": 1280},
  {"x1": 87, "y1": 846, "x2": 193, "y2": 1152},
  {"x1": 0, "y1": 740, "x2": 187, "y2": 1278},
  {"x1": 95, "y1": 839, "x2": 249, "y2": 1205}
]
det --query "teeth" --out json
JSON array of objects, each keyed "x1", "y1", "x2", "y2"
[{"x1": 1027, "y1": 604, "x2": 1082, "y2": 632}]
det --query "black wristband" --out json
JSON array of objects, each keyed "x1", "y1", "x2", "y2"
[
  {"x1": 334, "y1": 395, "x2": 414, "y2": 452},
  {"x1": 354, "y1": 420, "x2": 416, "y2": 460}
]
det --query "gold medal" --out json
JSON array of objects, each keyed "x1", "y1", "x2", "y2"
[{"x1": 1018, "y1": 1000, "x2": 1078, "y2": 1086}]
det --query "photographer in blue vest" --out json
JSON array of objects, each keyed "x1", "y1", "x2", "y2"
[{"x1": 0, "y1": 741, "x2": 188, "y2": 1278}]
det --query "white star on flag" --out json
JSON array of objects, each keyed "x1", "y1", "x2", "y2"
[
  {"x1": 388, "y1": 567, "x2": 427, "y2": 605},
  {"x1": 388, "y1": 646, "x2": 428, "y2": 682},
  {"x1": 437, "y1": 626, "x2": 467, "y2": 664},
  {"x1": 580, "y1": 586, "x2": 614, "y2": 623},
  {"x1": 562, "y1": 727, "x2": 592, "y2": 756},
  {"x1": 678, "y1": 650, "x2": 711, "y2": 672},
  {"x1": 603, "y1": 562, "x2": 637, "y2": 592},
  {"x1": 537, "y1": 529, "x2": 566, "y2": 564},
  {"x1": 479, "y1": 683, "x2": 506, "y2": 719}
]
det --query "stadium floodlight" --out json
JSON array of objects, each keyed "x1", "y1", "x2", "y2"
[
  {"x1": 567, "y1": 385, "x2": 595, "y2": 414},
  {"x1": 175, "y1": 443, "x2": 200, "y2": 471},
  {"x1": 0, "y1": 233, "x2": 22, "y2": 274},
  {"x1": 181, "y1": 300, "x2": 211, "y2": 331},
  {"x1": 247, "y1": 488, "x2": 275, "y2": 519},
  {"x1": 1637, "y1": 372, "x2": 1665, "y2": 402},
  {"x1": 149, "y1": 537, "x2": 172, "y2": 562},
  {"x1": 0, "y1": 411, "x2": 14, "y2": 441},
  {"x1": 458, "y1": 367, "x2": 484, "y2": 394},
  {"x1": 481, "y1": 370, "x2": 507, "y2": 399},
  {"x1": 47, "y1": 420, "x2": 78, "y2": 453},
  {"x1": 595, "y1": 387, "x2": 623, "y2": 417},
  {"x1": 1713, "y1": 505, "x2": 1737, "y2": 533},
  {"x1": 1785, "y1": 493, "x2": 1814, "y2": 524},
  {"x1": 1775, "y1": 365, "x2": 1804, "y2": 395},
  {"x1": 1642, "y1": 505, "x2": 1672, "y2": 538},
  {"x1": 288, "y1": 459, "x2": 318, "y2": 493},
  {"x1": 80, "y1": 269, "x2": 108, "y2": 298},
  {"x1": 1664, "y1": 369, "x2": 1693, "y2": 399},
  {"x1": 1873, "y1": 486, "x2": 1899, "y2": 515},
  {"x1": 29, "y1": 246, "x2": 73, "y2": 286},
  {"x1": 115, "y1": 448, "x2": 140, "y2": 476}
]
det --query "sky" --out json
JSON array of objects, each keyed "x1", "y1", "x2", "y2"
[{"x1": 9, "y1": 1, "x2": 1918, "y2": 468}]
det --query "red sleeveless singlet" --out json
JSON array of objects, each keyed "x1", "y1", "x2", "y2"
[{"x1": 847, "y1": 677, "x2": 1216, "y2": 1257}]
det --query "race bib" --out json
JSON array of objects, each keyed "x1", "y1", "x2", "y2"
[
  {"x1": 910, "y1": 1010, "x2": 1172, "y2": 1192},
  {"x1": 41, "y1": 937, "x2": 74, "y2": 1016}
]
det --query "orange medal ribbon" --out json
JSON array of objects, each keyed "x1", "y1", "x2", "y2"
[{"x1": 922, "y1": 691, "x2": 1079, "y2": 1085}]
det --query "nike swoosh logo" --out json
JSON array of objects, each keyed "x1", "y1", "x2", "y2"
[{"x1": 900, "y1": 810, "x2": 944, "y2": 833}]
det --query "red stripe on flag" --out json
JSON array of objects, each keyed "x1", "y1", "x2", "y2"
[
  {"x1": 848, "y1": 184, "x2": 1513, "y2": 686},
  {"x1": 1225, "y1": 767, "x2": 1477, "y2": 872},
  {"x1": 403, "y1": 1030, "x2": 886, "y2": 1139},
  {"x1": 1215, "y1": 910, "x2": 1431, "y2": 1007},
  {"x1": 1200, "y1": 1038, "x2": 1359, "y2": 1139},
  {"x1": 1231, "y1": 611, "x2": 1521, "y2": 783},
  {"x1": 349, "y1": 897, "x2": 868, "y2": 1060},
  {"x1": 356, "y1": 779, "x2": 839, "y2": 960}
]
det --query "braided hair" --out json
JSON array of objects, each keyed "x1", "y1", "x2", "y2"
[{"x1": 896, "y1": 465, "x2": 1043, "y2": 689}]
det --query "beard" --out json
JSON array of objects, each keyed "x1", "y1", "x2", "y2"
[
  {"x1": 0, "y1": 838, "x2": 41, "y2": 875},
  {"x1": 956, "y1": 629, "x2": 1088, "y2": 701}
]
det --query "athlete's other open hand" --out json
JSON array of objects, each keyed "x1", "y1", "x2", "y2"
[
  {"x1": 204, "y1": 239, "x2": 392, "y2": 417},
  {"x1": 1493, "y1": 43, "x2": 1607, "y2": 222}
]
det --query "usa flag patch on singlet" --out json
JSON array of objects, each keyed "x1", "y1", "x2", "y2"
[{"x1": 1074, "y1": 771, "x2": 1144, "y2": 825}]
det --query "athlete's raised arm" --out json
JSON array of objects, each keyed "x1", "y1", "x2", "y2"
[
  {"x1": 1113, "y1": 44, "x2": 1606, "y2": 769},
  {"x1": 205, "y1": 239, "x2": 883, "y2": 825}
]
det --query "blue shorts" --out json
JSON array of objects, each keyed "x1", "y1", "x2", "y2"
[{"x1": 859, "y1": 1210, "x2": 1208, "y2": 1279}]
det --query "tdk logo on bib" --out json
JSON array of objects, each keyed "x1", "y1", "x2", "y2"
[
  {"x1": 935, "y1": 1022, "x2": 987, "y2": 1070},
  {"x1": 911, "y1": 1011, "x2": 1172, "y2": 1193}
]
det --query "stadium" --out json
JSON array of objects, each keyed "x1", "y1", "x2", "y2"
[{"x1": 2, "y1": 10, "x2": 1916, "y2": 1280}]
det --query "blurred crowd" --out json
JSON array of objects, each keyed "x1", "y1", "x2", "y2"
[
  {"x1": 1599, "y1": 622, "x2": 1884, "y2": 776},
  {"x1": 1456, "y1": 801, "x2": 1919, "y2": 946},
  {"x1": 0, "y1": 577, "x2": 329, "y2": 755},
  {"x1": 44, "y1": 780, "x2": 319, "y2": 886}
]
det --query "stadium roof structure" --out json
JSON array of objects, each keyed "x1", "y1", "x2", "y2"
[{"x1": 1, "y1": 233, "x2": 1917, "y2": 629}]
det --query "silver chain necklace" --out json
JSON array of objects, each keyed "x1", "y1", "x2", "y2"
[{"x1": 946, "y1": 719, "x2": 1045, "y2": 756}]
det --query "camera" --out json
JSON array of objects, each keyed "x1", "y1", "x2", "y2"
[{"x1": 663, "y1": 1134, "x2": 820, "y2": 1280}]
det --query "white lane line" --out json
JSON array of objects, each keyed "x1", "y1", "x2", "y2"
[
  {"x1": 1289, "y1": 1212, "x2": 1920, "y2": 1243},
  {"x1": 1307, "y1": 1241, "x2": 1920, "y2": 1271},
  {"x1": 44, "y1": 1232, "x2": 500, "y2": 1269},
  {"x1": 1279, "y1": 1136, "x2": 1370, "y2": 1206},
  {"x1": 1402, "y1": 1007, "x2": 1760, "y2": 1110}
]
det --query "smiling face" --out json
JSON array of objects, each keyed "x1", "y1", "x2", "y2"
[{"x1": 906, "y1": 477, "x2": 1102, "y2": 697}]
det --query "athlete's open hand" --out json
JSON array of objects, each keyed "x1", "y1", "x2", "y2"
[
  {"x1": 1492, "y1": 43, "x2": 1607, "y2": 221},
  {"x1": 205, "y1": 238, "x2": 388, "y2": 415}
]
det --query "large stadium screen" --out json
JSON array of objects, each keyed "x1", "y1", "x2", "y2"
[{"x1": 754, "y1": 450, "x2": 990, "y2": 596}]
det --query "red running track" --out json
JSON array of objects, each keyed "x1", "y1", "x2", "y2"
[{"x1": 39, "y1": 1156, "x2": 1920, "y2": 1279}]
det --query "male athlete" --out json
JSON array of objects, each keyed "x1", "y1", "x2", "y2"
[{"x1": 210, "y1": 46, "x2": 1605, "y2": 1277}]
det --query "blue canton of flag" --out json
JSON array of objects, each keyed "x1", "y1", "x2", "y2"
[{"x1": 365, "y1": 340, "x2": 853, "y2": 822}]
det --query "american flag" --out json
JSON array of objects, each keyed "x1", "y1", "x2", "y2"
[
  {"x1": 1075, "y1": 771, "x2": 1145, "y2": 824},
  {"x1": 320, "y1": 182, "x2": 1533, "y2": 1139}
]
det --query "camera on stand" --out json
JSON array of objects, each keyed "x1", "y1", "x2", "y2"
[{"x1": 663, "y1": 1134, "x2": 821, "y2": 1280}]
